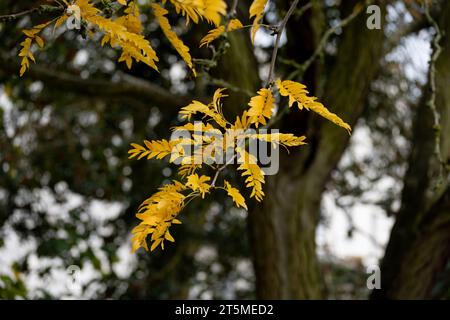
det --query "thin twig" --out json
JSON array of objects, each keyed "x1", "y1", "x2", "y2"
[
  {"x1": 205, "y1": 74, "x2": 254, "y2": 97},
  {"x1": 210, "y1": 0, "x2": 303, "y2": 185},
  {"x1": 0, "y1": 8, "x2": 39, "y2": 22},
  {"x1": 211, "y1": 154, "x2": 237, "y2": 187},
  {"x1": 266, "y1": 0, "x2": 300, "y2": 87},
  {"x1": 225, "y1": 0, "x2": 239, "y2": 32},
  {"x1": 293, "y1": 1, "x2": 312, "y2": 19},
  {"x1": 288, "y1": 0, "x2": 372, "y2": 80},
  {"x1": 0, "y1": 5, "x2": 63, "y2": 22}
]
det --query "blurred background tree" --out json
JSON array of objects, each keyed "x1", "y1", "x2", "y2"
[{"x1": 0, "y1": 0, "x2": 449, "y2": 299}]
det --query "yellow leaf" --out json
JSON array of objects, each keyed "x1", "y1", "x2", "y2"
[
  {"x1": 201, "y1": 0, "x2": 227, "y2": 26},
  {"x1": 131, "y1": 224, "x2": 151, "y2": 252},
  {"x1": 131, "y1": 181, "x2": 186, "y2": 252},
  {"x1": 199, "y1": 19, "x2": 243, "y2": 47},
  {"x1": 128, "y1": 139, "x2": 179, "y2": 160},
  {"x1": 165, "y1": 230, "x2": 175, "y2": 242},
  {"x1": 115, "y1": 2, "x2": 143, "y2": 34},
  {"x1": 166, "y1": 0, "x2": 204, "y2": 24},
  {"x1": 18, "y1": 21, "x2": 52, "y2": 76},
  {"x1": 179, "y1": 92, "x2": 228, "y2": 129},
  {"x1": 233, "y1": 111, "x2": 251, "y2": 130},
  {"x1": 224, "y1": 180, "x2": 248, "y2": 210},
  {"x1": 247, "y1": 88, "x2": 274, "y2": 128},
  {"x1": 150, "y1": 238, "x2": 163, "y2": 251},
  {"x1": 22, "y1": 30, "x2": 36, "y2": 38},
  {"x1": 186, "y1": 174, "x2": 211, "y2": 198},
  {"x1": 27, "y1": 51, "x2": 36, "y2": 63},
  {"x1": 118, "y1": 0, "x2": 127, "y2": 5},
  {"x1": 151, "y1": 4, "x2": 196, "y2": 76},
  {"x1": 277, "y1": 79, "x2": 352, "y2": 134},
  {"x1": 178, "y1": 164, "x2": 202, "y2": 178},
  {"x1": 164, "y1": 0, "x2": 227, "y2": 26},
  {"x1": 55, "y1": 15, "x2": 68, "y2": 29},
  {"x1": 244, "y1": 133, "x2": 307, "y2": 148},
  {"x1": 35, "y1": 36, "x2": 44, "y2": 48},
  {"x1": 77, "y1": 0, "x2": 159, "y2": 71},
  {"x1": 236, "y1": 148, "x2": 265, "y2": 201},
  {"x1": 249, "y1": 0, "x2": 269, "y2": 43},
  {"x1": 75, "y1": 0, "x2": 100, "y2": 18},
  {"x1": 19, "y1": 64, "x2": 27, "y2": 77}
]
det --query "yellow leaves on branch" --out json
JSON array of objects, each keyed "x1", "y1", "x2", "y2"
[
  {"x1": 249, "y1": 0, "x2": 269, "y2": 43},
  {"x1": 164, "y1": 0, "x2": 227, "y2": 26},
  {"x1": 19, "y1": 22, "x2": 51, "y2": 76},
  {"x1": 128, "y1": 139, "x2": 180, "y2": 160},
  {"x1": 115, "y1": 2, "x2": 143, "y2": 35},
  {"x1": 178, "y1": 164, "x2": 202, "y2": 178},
  {"x1": 179, "y1": 90, "x2": 229, "y2": 129},
  {"x1": 151, "y1": 4, "x2": 196, "y2": 76},
  {"x1": 202, "y1": 0, "x2": 227, "y2": 26},
  {"x1": 129, "y1": 83, "x2": 351, "y2": 252},
  {"x1": 247, "y1": 88, "x2": 274, "y2": 128},
  {"x1": 186, "y1": 174, "x2": 211, "y2": 198},
  {"x1": 16, "y1": 0, "x2": 285, "y2": 77},
  {"x1": 224, "y1": 180, "x2": 247, "y2": 210},
  {"x1": 131, "y1": 181, "x2": 185, "y2": 252},
  {"x1": 233, "y1": 111, "x2": 251, "y2": 130},
  {"x1": 237, "y1": 148, "x2": 265, "y2": 202},
  {"x1": 75, "y1": 0, "x2": 99, "y2": 19},
  {"x1": 277, "y1": 79, "x2": 352, "y2": 134},
  {"x1": 131, "y1": 173, "x2": 211, "y2": 252},
  {"x1": 15, "y1": 1, "x2": 354, "y2": 255},
  {"x1": 80, "y1": 0, "x2": 159, "y2": 71},
  {"x1": 164, "y1": 0, "x2": 204, "y2": 24},
  {"x1": 199, "y1": 18, "x2": 243, "y2": 47},
  {"x1": 17, "y1": 0, "x2": 228, "y2": 76},
  {"x1": 244, "y1": 133, "x2": 307, "y2": 149},
  {"x1": 18, "y1": 0, "x2": 160, "y2": 75},
  {"x1": 239, "y1": 163, "x2": 265, "y2": 202}
]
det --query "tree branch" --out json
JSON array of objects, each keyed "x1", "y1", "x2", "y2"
[
  {"x1": 266, "y1": 0, "x2": 300, "y2": 86},
  {"x1": 0, "y1": 55, "x2": 190, "y2": 110},
  {"x1": 287, "y1": 0, "x2": 373, "y2": 80},
  {"x1": 0, "y1": 5, "x2": 63, "y2": 22},
  {"x1": 224, "y1": 0, "x2": 239, "y2": 32}
]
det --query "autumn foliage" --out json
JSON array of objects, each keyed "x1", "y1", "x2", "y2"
[{"x1": 16, "y1": 0, "x2": 351, "y2": 252}]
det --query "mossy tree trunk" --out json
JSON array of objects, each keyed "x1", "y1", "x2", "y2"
[
  {"x1": 372, "y1": 1, "x2": 450, "y2": 299},
  {"x1": 248, "y1": 0, "x2": 386, "y2": 299}
]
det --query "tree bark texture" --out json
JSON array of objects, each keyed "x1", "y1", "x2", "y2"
[
  {"x1": 248, "y1": 0, "x2": 386, "y2": 299},
  {"x1": 372, "y1": 1, "x2": 450, "y2": 299}
]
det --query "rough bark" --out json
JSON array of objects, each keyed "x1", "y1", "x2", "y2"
[
  {"x1": 248, "y1": 0, "x2": 386, "y2": 299},
  {"x1": 372, "y1": 1, "x2": 450, "y2": 299}
]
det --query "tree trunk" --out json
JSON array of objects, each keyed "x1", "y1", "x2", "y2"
[
  {"x1": 248, "y1": 0, "x2": 386, "y2": 299},
  {"x1": 372, "y1": 1, "x2": 450, "y2": 299}
]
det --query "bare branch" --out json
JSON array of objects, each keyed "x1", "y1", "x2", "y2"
[
  {"x1": 288, "y1": 0, "x2": 373, "y2": 80},
  {"x1": 0, "y1": 5, "x2": 63, "y2": 22},
  {"x1": 266, "y1": 0, "x2": 301, "y2": 86},
  {"x1": 0, "y1": 55, "x2": 190, "y2": 110},
  {"x1": 224, "y1": 0, "x2": 239, "y2": 32}
]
